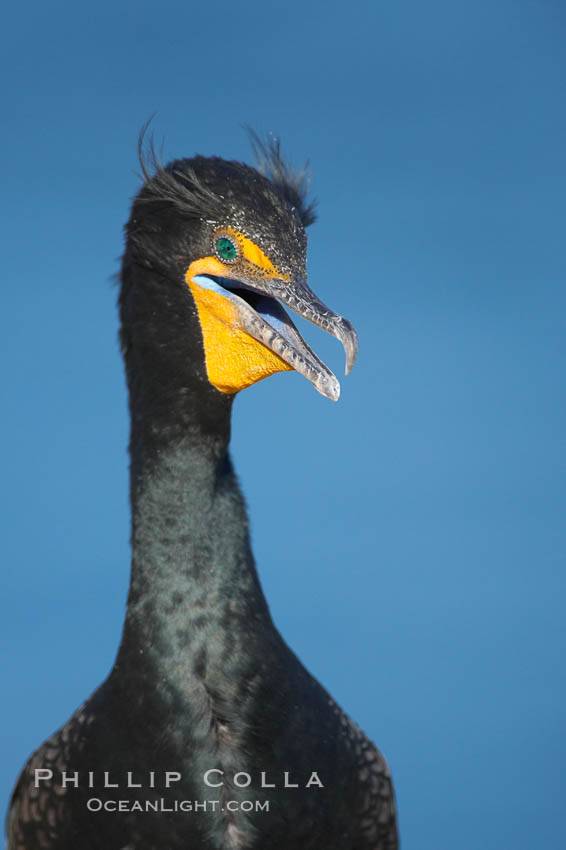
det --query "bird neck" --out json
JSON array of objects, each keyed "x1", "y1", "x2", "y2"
[
  {"x1": 115, "y1": 376, "x2": 276, "y2": 706},
  {"x1": 114, "y1": 257, "x2": 281, "y2": 717}
]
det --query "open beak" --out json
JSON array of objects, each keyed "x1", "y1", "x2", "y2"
[{"x1": 190, "y1": 273, "x2": 358, "y2": 401}]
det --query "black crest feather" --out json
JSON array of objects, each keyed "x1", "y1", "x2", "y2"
[
  {"x1": 137, "y1": 121, "x2": 227, "y2": 221},
  {"x1": 136, "y1": 121, "x2": 317, "y2": 228},
  {"x1": 247, "y1": 128, "x2": 317, "y2": 227}
]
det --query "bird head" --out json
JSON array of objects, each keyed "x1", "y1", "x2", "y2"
[{"x1": 121, "y1": 136, "x2": 358, "y2": 405}]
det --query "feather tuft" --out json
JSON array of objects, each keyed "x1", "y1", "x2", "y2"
[{"x1": 247, "y1": 128, "x2": 317, "y2": 227}]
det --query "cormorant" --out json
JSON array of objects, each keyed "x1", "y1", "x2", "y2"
[{"x1": 7, "y1": 135, "x2": 398, "y2": 850}]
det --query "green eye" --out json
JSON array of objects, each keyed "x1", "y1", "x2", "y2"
[{"x1": 216, "y1": 236, "x2": 238, "y2": 263}]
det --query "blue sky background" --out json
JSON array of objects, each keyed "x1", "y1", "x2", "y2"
[{"x1": 1, "y1": 1, "x2": 565, "y2": 847}]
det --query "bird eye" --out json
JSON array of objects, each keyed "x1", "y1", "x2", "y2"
[{"x1": 215, "y1": 236, "x2": 238, "y2": 263}]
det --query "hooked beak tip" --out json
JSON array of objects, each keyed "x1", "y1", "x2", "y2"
[{"x1": 337, "y1": 319, "x2": 358, "y2": 376}]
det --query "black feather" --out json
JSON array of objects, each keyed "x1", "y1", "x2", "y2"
[
  {"x1": 247, "y1": 128, "x2": 317, "y2": 227},
  {"x1": 136, "y1": 121, "x2": 317, "y2": 228}
]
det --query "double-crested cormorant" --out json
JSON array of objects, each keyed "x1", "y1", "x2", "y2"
[{"x1": 7, "y1": 136, "x2": 398, "y2": 849}]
